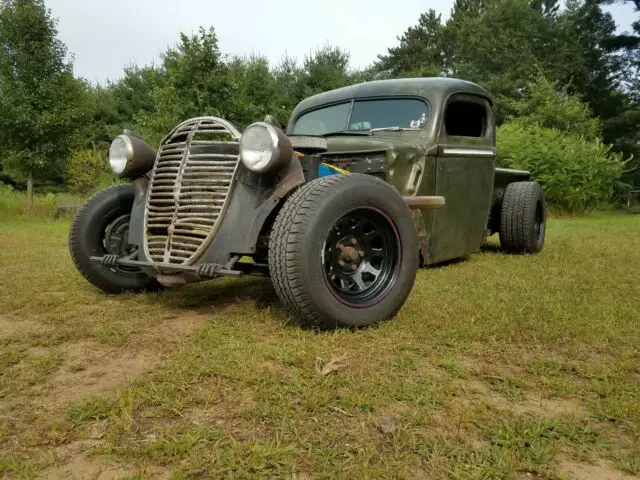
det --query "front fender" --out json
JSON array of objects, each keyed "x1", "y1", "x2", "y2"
[{"x1": 198, "y1": 156, "x2": 306, "y2": 264}]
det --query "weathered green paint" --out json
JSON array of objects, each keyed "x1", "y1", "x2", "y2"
[
  {"x1": 286, "y1": 77, "x2": 493, "y2": 125},
  {"x1": 286, "y1": 77, "x2": 522, "y2": 265}
]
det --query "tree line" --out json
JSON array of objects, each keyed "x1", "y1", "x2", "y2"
[{"x1": 0, "y1": 0, "x2": 638, "y2": 212}]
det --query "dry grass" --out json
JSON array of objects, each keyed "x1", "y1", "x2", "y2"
[{"x1": 0, "y1": 211, "x2": 639, "y2": 479}]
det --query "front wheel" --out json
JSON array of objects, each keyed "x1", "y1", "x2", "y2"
[
  {"x1": 68, "y1": 184, "x2": 162, "y2": 294},
  {"x1": 268, "y1": 174, "x2": 419, "y2": 329}
]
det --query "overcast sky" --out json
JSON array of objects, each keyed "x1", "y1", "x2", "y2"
[{"x1": 46, "y1": 0, "x2": 638, "y2": 85}]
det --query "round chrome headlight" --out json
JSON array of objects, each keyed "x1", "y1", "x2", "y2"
[
  {"x1": 108, "y1": 133, "x2": 157, "y2": 179},
  {"x1": 239, "y1": 122, "x2": 293, "y2": 174},
  {"x1": 109, "y1": 135, "x2": 133, "y2": 175}
]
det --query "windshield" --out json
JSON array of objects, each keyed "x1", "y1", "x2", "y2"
[{"x1": 291, "y1": 98, "x2": 429, "y2": 136}]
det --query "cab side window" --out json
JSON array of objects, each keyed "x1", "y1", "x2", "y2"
[{"x1": 443, "y1": 98, "x2": 488, "y2": 138}]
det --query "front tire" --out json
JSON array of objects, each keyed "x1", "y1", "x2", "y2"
[
  {"x1": 268, "y1": 174, "x2": 419, "y2": 329},
  {"x1": 499, "y1": 181, "x2": 546, "y2": 254},
  {"x1": 68, "y1": 184, "x2": 161, "y2": 294}
]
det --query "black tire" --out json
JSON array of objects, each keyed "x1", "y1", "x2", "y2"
[
  {"x1": 68, "y1": 184, "x2": 162, "y2": 294},
  {"x1": 268, "y1": 174, "x2": 419, "y2": 329},
  {"x1": 499, "y1": 181, "x2": 546, "y2": 254}
]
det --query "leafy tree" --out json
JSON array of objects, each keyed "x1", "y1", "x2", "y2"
[
  {"x1": 270, "y1": 45, "x2": 369, "y2": 126},
  {"x1": 496, "y1": 74, "x2": 629, "y2": 211},
  {"x1": 271, "y1": 54, "x2": 305, "y2": 125},
  {"x1": 376, "y1": 0, "x2": 583, "y2": 121},
  {"x1": 375, "y1": 10, "x2": 446, "y2": 77},
  {"x1": 109, "y1": 65, "x2": 165, "y2": 129},
  {"x1": 521, "y1": 0, "x2": 640, "y2": 190},
  {"x1": 0, "y1": 0, "x2": 85, "y2": 208},
  {"x1": 297, "y1": 44, "x2": 354, "y2": 98},
  {"x1": 497, "y1": 119, "x2": 627, "y2": 212},
  {"x1": 66, "y1": 143, "x2": 115, "y2": 195},
  {"x1": 500, "y1": 74, "x2": 602, "y2": 140},
  {"x1": 226, "y1": 54, "x2": 283, "y2": 128},
  {"x1": 135, "y1": 26, "x2": 233, "y2": 143},
  {"x1": 445, "y1": 0, "x2": 581, "y2": 120}
]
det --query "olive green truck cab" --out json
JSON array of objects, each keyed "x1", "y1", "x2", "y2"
[{"x1": 69, "y1": 77, "x2": 546, "y2": 329}]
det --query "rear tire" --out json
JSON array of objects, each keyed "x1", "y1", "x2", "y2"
[
  {"x1": 499, "y1": 181, "x2": 546, "y2": 254},
  {"x1": 268, "y1": 174, "x2": 419, "y2": 329},
  {"x1": 68, "y1": 184, "x2": 162, "y2": 294}
]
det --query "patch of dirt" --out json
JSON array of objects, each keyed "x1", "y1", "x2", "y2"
[
  {"x1": 458, "y1": 380, "x2": 585, "y2": 418},
  {"x1": 138, "y1": 313, "x2": 208, "y2": 347},
  {"x1": 46, "y1": 345, "x2": 159, "y2": 407},
  {"x1": 37, "y1": 313, "x2": 208, "y2": 409},
  {"x1": 25, "y1": 346, "x2": 52, "y2": 358},
  {"x1": 511, "y1": 396, "x2": 584, "y2": 417},
  {"x1": 187, "y1": 385, "x2": 265, "y2": 441},
  {"x1": 558, "y1": 457, "x2": 638, "y2": 480},
  {"x1": 41, "y1": 439, "x2": 169, "y2": 480},
  {"x1": 0, "y1": 314, "x2": 51, "y2": 340},
  {"x1": 429, "y1": 400, "x2": 492, "y2": 450}
]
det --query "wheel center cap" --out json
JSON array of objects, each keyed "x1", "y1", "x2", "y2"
[{"x1": 341, "y1": 246, "x2": 359, "y2": 263}]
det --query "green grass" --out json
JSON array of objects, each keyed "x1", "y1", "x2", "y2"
[
  {"x1": 0, "y1": 210, "x2": 639, "y2": 479},
  {"x1": 0, "y1": 186, "x2": 86, "y2": 222}
]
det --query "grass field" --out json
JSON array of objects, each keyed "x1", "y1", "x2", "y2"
[{"x1": 1, "y1": 211, "x2": 639, "y2": 479}]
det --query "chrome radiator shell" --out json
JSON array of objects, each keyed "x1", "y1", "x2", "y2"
[{"x1": 143, "y1": 117, "x2": 242, "y2": 265}]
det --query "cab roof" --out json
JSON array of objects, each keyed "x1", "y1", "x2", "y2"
[{"x1": 287, "y1": 77, "x2": 493, "y2": 127}]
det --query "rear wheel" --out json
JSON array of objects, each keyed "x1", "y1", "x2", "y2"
[
  {"x1": 269, "y1": 174, "x2": 419, "y2": 329},
  {"x1": 499, "y1": 181, "x2": 546, "y2": 254},
  {"x1": 68, "y1": 184, "x2": 161, "y2": 294}
]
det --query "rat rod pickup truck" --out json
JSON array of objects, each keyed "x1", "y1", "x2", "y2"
[{"x1": 69, "y1": 77, "x2": 546, "y2": 329}]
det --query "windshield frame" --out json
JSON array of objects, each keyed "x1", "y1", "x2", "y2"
[{"x1": 290, "y1": 95, "x2": 431, "y2": 136}]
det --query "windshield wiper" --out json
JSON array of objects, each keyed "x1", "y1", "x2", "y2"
[
  {"x1": 321, "y1": 130, "x2": 371, "y2": 137},
  {"x1": 369, "y1": 127, "x2": 417, "y2": 132}
]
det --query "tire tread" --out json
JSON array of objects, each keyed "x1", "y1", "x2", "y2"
[
  {"x1": 68, "y1": 184, "x2": 160, "y2": 294},
  {"x1": 499, "y1": 181, "x2": 545, "y2": 254},
  {"x1": 268, "y1": 174, "x2": 417, "y2": 329}
]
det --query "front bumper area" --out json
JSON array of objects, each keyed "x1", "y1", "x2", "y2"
[{"x1": 89, "y1": 252, "x2": 253, "y2": 282}]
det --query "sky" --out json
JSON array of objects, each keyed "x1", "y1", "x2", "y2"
[{"x1": 46, "y1": 0, "x2": 638, "y2": 85}]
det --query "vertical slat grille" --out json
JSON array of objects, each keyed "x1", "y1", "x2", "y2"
[{"x1": 143, "y1": 117, "x2": 242, "y2": 265}]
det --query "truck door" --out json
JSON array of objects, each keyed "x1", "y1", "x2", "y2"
[{"x1": 427, "y1": 94, "x2": 496, "y2": 264}]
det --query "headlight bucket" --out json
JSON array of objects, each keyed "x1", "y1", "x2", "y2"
[
  {"x1": 239, "y1": 122, "x2": 293, "y2": 175},
  {"x1": 108, "y1": 132, "x2": 157, "y2": 179}
]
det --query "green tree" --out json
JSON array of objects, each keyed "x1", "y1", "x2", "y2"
[
  {"x1": 500, "y1": 74, "x2": 602, "y2": 139},
  {"x1": 497, "y1": 119, "x2": 627, "y2": 212},
  {"x1": 135, "y1": 26, "x2": 233, "y2": 143},
  {"x1": 560, "y1": 0, "x2": 640, "y2": 178},
  {"x1": 375, "y1": 9, "x2": 446, "y2": 77},
  {"x1": 66, "y1": 143, "x2": 115, "y2": 195},
  {"x1": 0, "y1": 0, "x2": 85, "y2": 208},
  {"x1": 109, "y1": 64, "x2": 165, "y2": 129},
  {"x1": 496, "y1": 75, "x2": 629, "y2": 211},
  {"x1": 376, "y1": 0, "x2": 582, "y2": 121},
  {"x1": 445, "y1": 0, "x2": 580, "y2": 120},
  {"x1": 297, "y1": 44, "x2": 354, "y2": 98},
  {"x1": 227, "y1": 54, "x2": 283, "y2": 128}
]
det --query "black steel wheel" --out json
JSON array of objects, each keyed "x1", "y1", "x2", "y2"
[
  {"x1": 269, "y1": 173, "x2": 419, "y2": 329},
  {"x1": 69, "y1": 184, "x2": 162, "y2": 293},
  {"x1": 102, "y1": 213, "x2": 143, "y2": 277},
  {"x1": 499, "y1": 181, "x2": 546, "y2": 254},
  {"x1": 322, "y1": 207, "x2": 400, "y2": 307}
]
